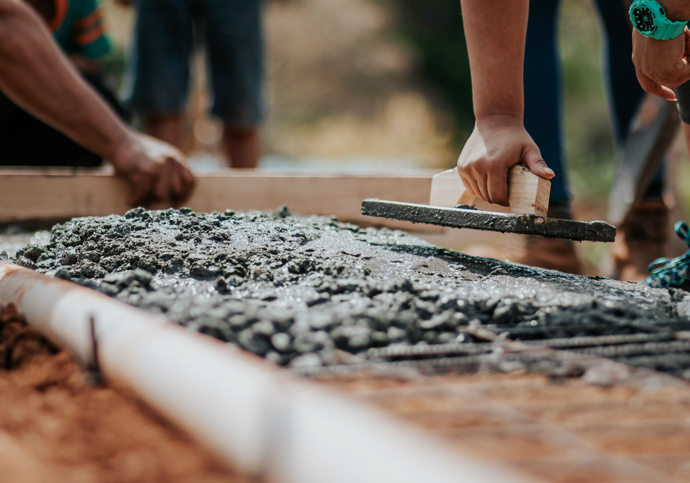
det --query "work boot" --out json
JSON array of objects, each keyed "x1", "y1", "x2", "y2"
[
  {"x1": 464, "y1": 204, "x2": 584, "y2": 275},
  {"x1": 603, "y1": 199, "x2": 668, "y2": 282}
]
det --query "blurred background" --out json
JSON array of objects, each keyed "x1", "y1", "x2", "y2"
[{"x1": 100, "y1": 0, "x2": 690, "y2": 264}]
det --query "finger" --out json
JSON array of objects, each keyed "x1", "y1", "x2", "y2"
[
  {"x1": 684, "y1": 28, "x2": 690, "y2": 56},
  {"x1": 637, "y1": 72, "x2": 677, "y2": 100},
  {"x1": 154, "y1": 160, "x2": 172, "y2": 202},
  {"x1": 459, "y1": 172, "x2": 480, "y2": 203},
  {"x1": 169, "y1": 163, "x2": 183, "y2": 200},
  {"x1": 487, "y1": 166, "x2": 509, "y2": 206},
  {"x1": 128, "y1": 173, "x2": 153, "y2": 207},
  {"x1": 474, "y1": 170, "x2": 490, "y2": 202},
  {"x1": 522, "y1": 146, "x2": 554, "y2": 180},
  {"x1": 176, "y1": 165, "x2": 196, "y2": 204}
]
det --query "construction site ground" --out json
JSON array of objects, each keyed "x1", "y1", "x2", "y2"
[
  {"x1": 319, "y1": 370, "x2": 690, "y2": 483},
  {"x1": 0, "y1": 305, "x2": 247, "y2": 483},
  {"x1": 3, "y1": 208, "x2": 690, "y2": 481}
]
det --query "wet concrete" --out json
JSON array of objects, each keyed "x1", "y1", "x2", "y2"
[
  {"x1": 0, "y1": 228, "x2": 50, "y2": 259},
  {"x1": 361, "y1": 199, "x2": 616, "y2": 242},
  {"x1": 10, "y1": 207, "x2": 689, "y2": 370}
]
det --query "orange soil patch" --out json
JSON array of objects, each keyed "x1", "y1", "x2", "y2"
[
  {"x1": 317, "y1": 371, "x2": 690, "y2": 483},
  {"x1": 0, "y1": 304, "x2": 251, "y2": 483}
]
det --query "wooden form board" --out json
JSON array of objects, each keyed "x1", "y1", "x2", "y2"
[{"x1": 0, "y1": 169, "x2": 443, "y2": 232}]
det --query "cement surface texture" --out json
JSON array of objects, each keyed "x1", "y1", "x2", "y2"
[{"x1": 8, "y1": 207, "x2": 689, "y2": 370}]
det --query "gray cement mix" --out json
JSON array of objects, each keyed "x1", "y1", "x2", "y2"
[{"x1": 8, "y1": 207, "x2": 690, "y2": 372}]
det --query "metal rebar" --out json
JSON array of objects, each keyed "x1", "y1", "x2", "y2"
[
  {"x1": 570, "y1": 340, "x2": 690, "y2": 358},
  {"x1": 368, "y1": 342, "x2": 494, "y2": 360},
  {"x1": 294, "y1": 354, "x2": 491, "y2": 377},
  {"x1": 614, "y1": 353, "x2": 690, "y2": 371},
  {"x1": 522, "y1": 332, "x2": 673, "y2": 349}
]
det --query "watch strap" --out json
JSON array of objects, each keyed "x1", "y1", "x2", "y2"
[{"x1": 655, "y1": 17, "x2": 687, "y2": 40}]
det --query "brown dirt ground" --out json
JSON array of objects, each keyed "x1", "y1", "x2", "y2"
[
  {"x1": 0, "y1": 304, "x2": 252, "y2": 483},
  {"x1": 317, "y1": 370, "x2": 690, "y2": 483}
]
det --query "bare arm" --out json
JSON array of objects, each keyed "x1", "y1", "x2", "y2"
[
  {"x1": 457, "y1": 0, "x2": 553, "y2": 206},
  {"x1": 0, "y1": 0, "x2": 194, "y2": 205},
  {"x1": 462, "y1": 0, "x2": 527, "y2": 122},
  {"x1": 0, "y1": 0, "x2": 129, "y2": 159}
]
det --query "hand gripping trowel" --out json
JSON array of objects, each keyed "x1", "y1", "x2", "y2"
[{"x1": 361, "y1": 165, "x2": 616, "y2": 242}]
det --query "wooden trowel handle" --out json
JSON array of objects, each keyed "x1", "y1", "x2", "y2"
[
  {"x1": 457, "y1": 189, "x2": 478, "y2": 206},
  {"x1": 429, "y1": 165, "x2": 551, "y2": 217}
]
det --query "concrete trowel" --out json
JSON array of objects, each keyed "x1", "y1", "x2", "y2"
[{"x1": 361, "y1": 165, "x2": 616, "y2": 242}]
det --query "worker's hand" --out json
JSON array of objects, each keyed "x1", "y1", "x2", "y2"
[
  {"x1": 632, "y1": 27, "x2": 690, "y2": 100},
  {"x1": 457, "y1": 115, "x2": 554, "y2": 206},
  {"x1": 110, "y1": 133, "x2": 195, "y2": 207}
]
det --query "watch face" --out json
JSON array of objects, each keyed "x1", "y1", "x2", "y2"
[{"x1": 633, "y1": 6, "x2": 656, "y2": 33}]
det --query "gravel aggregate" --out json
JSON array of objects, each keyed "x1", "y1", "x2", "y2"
[{"x1": 11, "y1": 207, "x2": 690, "y2": 369}]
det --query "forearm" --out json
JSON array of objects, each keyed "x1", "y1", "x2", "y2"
[
  {"x1": 0, "y1": 0, "x2": 131, "y2": 160},
  {"x1": 460, "y1": 0, "x2": 529, "y2": 121}
]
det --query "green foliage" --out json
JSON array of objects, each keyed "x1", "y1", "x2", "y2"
[
  {"x1": 559, "y1": 0, "x2": 615, "y2": 200},
  {"x1": 390, "y1": 0, "x2": 474, "y2": 137}
]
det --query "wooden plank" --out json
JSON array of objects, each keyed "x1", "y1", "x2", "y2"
[
  {"x1": 0, "y1": 169, "x2": 443, "y2": 232},
  {"x1": 429, "y1": 166, "x2": 550, "y2": 217}
]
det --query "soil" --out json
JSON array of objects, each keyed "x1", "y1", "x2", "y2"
[
  {"x1": 0, "y1": 304, "x2": 249, "y2": 483},
  {"x1": 11, "y1": 207, "x2": 690, "y2": 373},
  {"x1": 319, "y1": 370, "x2": 690, "y2": 483}
]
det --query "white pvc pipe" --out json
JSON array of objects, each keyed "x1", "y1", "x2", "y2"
[{"x1": 0, "y1": 262, "x2": 538, "y2": 483}]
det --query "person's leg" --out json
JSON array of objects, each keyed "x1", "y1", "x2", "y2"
[
  {"x1": 644, "y1": 82, "x2": 690, "y2": 287},
  {"x1": 592, "y1": 1, "x2": 645, "y2": 149},
  {"x1": 203, "y1": 0, "x2": 264, "y2": 168},
  {"x1": 592, "y1": 0, "x2": 664, "y2": 199},
  {"x1": 143, "y1": 114, "x2": 184, "y2": 149},
  {"x1": 121, "y1": 0, "x2": 193, "y2": 151},
  {"x1": 222, "y1": 127, "x2": 260, "y2": 168},
  {"x1": 524, "y1": 0, "x2": 569, "y2": 205},
  {"x1": 593, "y1": 0, "x2": 668, "y2": 281}
]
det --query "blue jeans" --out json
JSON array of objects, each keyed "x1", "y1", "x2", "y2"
[
  {"x1": 123, "y1": 0, "x2": 265, "y2": 128},
  {"x1": 524, "y1": 0, "x2": 664, "y2": 204}
]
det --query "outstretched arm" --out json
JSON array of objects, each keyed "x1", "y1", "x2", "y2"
[
  {"x1": 0, "y1": 0, "x2": 194, "y2": 206},
  {"x1": 458, "y1": 0, "x2": 553, "y2": 206}
]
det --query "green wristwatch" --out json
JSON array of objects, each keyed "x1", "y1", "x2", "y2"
[{"x1": 629, "y1": 0, "x2": 688, "y2": 40}]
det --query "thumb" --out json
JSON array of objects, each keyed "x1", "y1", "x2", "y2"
[{"x1": 522, "y1": 145, "x2": 555, "y2": 180}]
